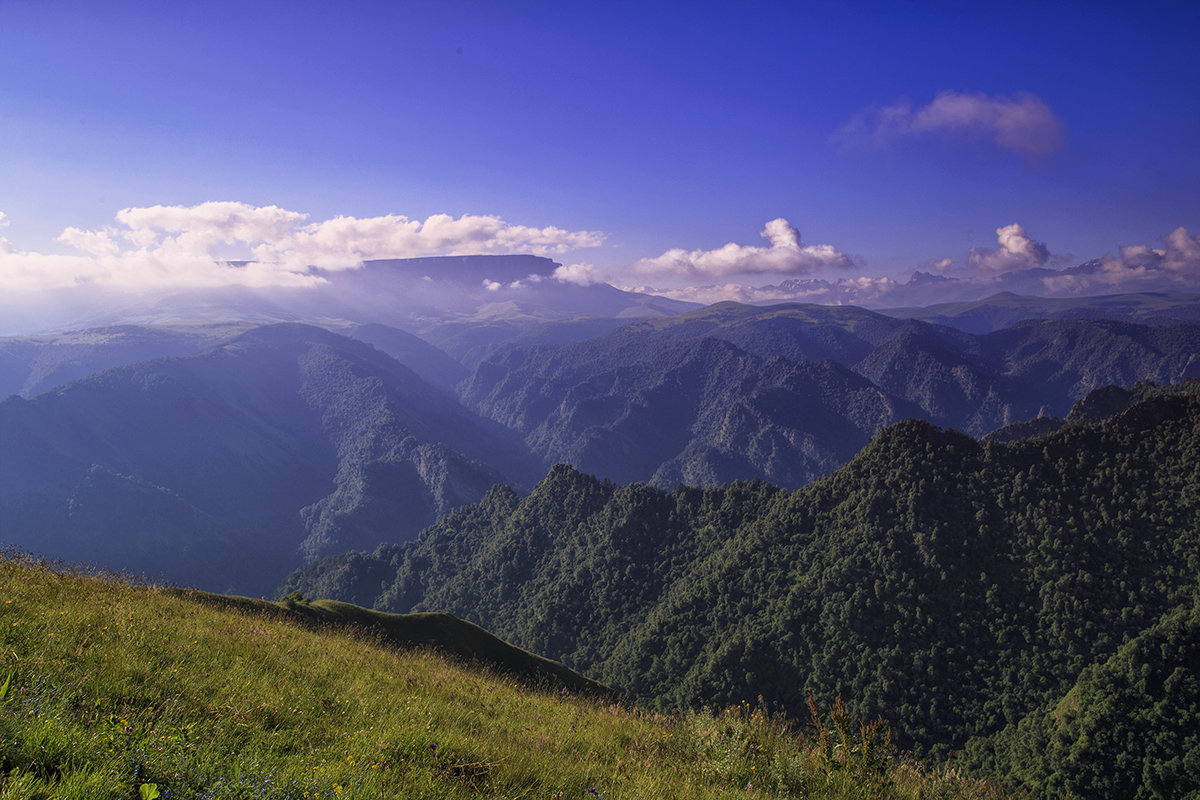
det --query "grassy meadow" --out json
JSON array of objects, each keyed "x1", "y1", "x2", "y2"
[{"x1": 0, "y1": 553, "x2": 1008, "y2": 799}]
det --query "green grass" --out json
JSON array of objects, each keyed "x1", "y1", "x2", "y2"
[{"x1": 0, "y1": 553, "x2": 1008, "y2": 799}]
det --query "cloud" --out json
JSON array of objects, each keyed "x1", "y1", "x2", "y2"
[
  {"x1": 838, "y1": 90, "x2": 1067, "y2": 159},
  {"x1": 552, "y1": 262, "x2": 601, "y2": 286},
  {"x1": 0, "y1": 202, "x2": 606, "y2": 291},
  {"x1": 632, "y1": 218, "x2": 853, "y2": 279},
  {"x1": 634, "y1": 226, "x2": 1200, "y2": 309},
  {"x1": 1042, "y1": 226, "x2": 1200, "y2": 294},
  {"x1": 969, "y1": 223, "x2": 1051, "y2": 272}
]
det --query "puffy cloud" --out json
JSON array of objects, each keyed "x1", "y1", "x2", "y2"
[
  {"x1": 838, "y1": 90, "x2": 1067, "y2": 159},
  {"x1": 0, "y1": 202, "x2": 605, "y2": 291},
  {"x1": 969, "y1": 223, "x2": 1051, "y2": 272},
  {"x1": 552, "y1": 262, "x2": 601, "y2": 286},
  {"x1": 632, "y1": 218, "x2": 853, "y2": 279},
  {"x1": 1042, "y1": 227, "x2": 1200, "y2": 294}
]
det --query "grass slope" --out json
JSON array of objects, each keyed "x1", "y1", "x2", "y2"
[{"x1": 0, "y1": 554, "x2": 1006, "y2": 799}]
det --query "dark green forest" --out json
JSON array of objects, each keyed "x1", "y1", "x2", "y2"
[{"x1": 283, "y1": 383, "x2": 1200, "y2": 799}]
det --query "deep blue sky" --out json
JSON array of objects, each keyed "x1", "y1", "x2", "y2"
[{"x1": 2, "y1": 0, "x2": 1199, "y2": 299}]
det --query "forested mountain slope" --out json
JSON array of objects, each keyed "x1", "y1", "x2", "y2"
[
  {"x1": 283, "y1": 384, "x2": 1200, "y2": 797},
  {"x1": 0, "y1": 324, "x2": 538, "y2": 594},
  {"x1": 468, "y1": 335, "x2": 921, "y2": 487}
]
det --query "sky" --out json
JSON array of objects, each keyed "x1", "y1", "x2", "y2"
[{"x1": 2, "y1": 0, "x2": 1199, "y2": 308}]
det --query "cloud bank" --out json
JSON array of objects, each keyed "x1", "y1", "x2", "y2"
[
  {"x1": 639, "y1": 225, "x2": 1200, "y2": 309},
  {"x1": 1, "y1": 202, "x2": 606, "y2": 292},
  {"x1": 5, "y1": 203, "x2": 1199, "y2": 332},
  {"x1": 1042, "y1": 226, "x2": 1200, "y2": 294},
  {"x1": 838, "y1": 90, "x2": 1067, "y2": 159},
  {"x1": 631, "y1": 218, "x2": 854, "y2": 279}
]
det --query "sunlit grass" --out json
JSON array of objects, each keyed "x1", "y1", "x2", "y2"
[{"x1": 0, "y1": 553, "x2": 1007, "y2": 798}]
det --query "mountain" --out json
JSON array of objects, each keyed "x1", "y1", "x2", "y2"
[
  {"x1": 881, "y1": 290, "x2": 1200, "y2": 334},
  {"x1": 0, "y1": 323, "x2": 247, "y2": 399},
  {"x1": 0, "y1": 323, "x2": 538, "y2": 594},
  {"x1": 2, "y1": 255, "x2": 699, "y2": 347},
  {"x1": 465, "y1": 334, "x2": 919, "y2": 487},
  {"x1": 459, "y1": 302, "x2": 1200, "y2": 486},
  {"x1": 281, "y1": 384, "x2": 1200, "y2": 798},
  {"x1": 340, "y1": 323, "x2": 469, "y2": 392}
]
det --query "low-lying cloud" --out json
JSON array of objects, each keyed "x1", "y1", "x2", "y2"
[
  {"x1": 838, "y1": 90, "x2": 1067, "y2": 159},
  {"x1": 638, "y1": 225, "x2": 1200, "y2": 309},
  {"x1": 631, "y1": 218, "x2": 854, "y2": 279},
  {"x1": 969, "y1": 223, "x2": 1051, "y2": 272},
  {"x1": 1042, "y1": 226, "x2": 1200, "y2": 294},
  {"x1": 1, "y1": 202, "x2": 606, "y2": 292}
]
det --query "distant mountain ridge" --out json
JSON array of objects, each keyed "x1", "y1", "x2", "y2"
[
  {"x1": 0, "y1": 323, "x2": 248, "y2": 399},
  {"x1": 461, "y1": 302, "x2": 1200, "y2": 486},
  {"x1": 0, "y1": 323, "x2": 538, "y2": 594},
  {"x1": 881, "y1": 290, "x2": 1200, "y2": 334}
]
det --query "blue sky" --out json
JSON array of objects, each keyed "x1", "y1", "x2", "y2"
[{"x1": 2, "y1": 0, "x2": 1199, "y2": 304}]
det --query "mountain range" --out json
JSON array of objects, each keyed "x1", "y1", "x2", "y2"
[
  {"x1": 4, "y1": 278, "x2": 1200, "y2": 594},
  {"x1": 0, "y1": 324, "x2": 538, "y2": 594},
  {"x1": 282, "y1": 383, "x2": 1200, "y2": 797},
  {"x1": 461, "y1": 301, "x2": 1200, "y2": 486},
  {"x1": 3, "y1": 255, "x2": 1200, "y2": 798}
]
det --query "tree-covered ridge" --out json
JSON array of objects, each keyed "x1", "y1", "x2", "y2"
[
  {"x1": 283, "y1": 385, "x2": 1200, "y2": 797},
  {"x1": 964, "y1": 589, "x2": 1200, "y2": 799}
]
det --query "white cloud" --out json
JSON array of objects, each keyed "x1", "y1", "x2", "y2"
[
  {"x1": 0, "y1": 202, "x2": 606, "y2": 291},
  {"x1": 1042, "y1": 226, "x2": 1200, "y2": 294},
  {"x1": 969, "y1": 223, "x2": 1051, "y2": 272},
  {"x1": 838, "y1": 90, "x2": 1067, "y2": 159},
  {"x1": 632, "y1": 218, "x2": 853, "y2": 279},
  {"x1": 552, "y1": 262, "x2": 601, "y2": 286}
]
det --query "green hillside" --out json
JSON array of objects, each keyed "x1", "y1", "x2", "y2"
[{"x1": 0, "y1": 554, "x2": 1005, "y2": 799}]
